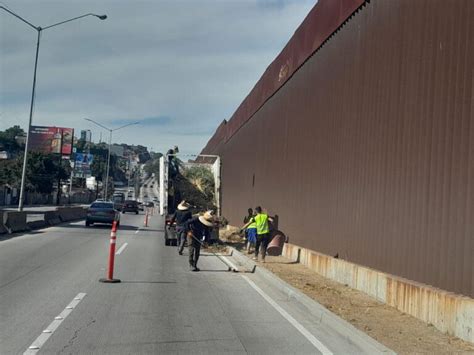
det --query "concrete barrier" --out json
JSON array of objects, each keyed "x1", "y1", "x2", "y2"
[
  {"x1": 282, "y1": 242, "x2": 474, "y2": 344},
  {"x1": 3, "y1": 211, "x2": 30, "y2": 233},
  {"x1": 57, "y1": 207, "x2": 87, "y2": 222},
  {"x1": 27, "y1": 220, "x2": 48, "y2": 230},
  {"x1": 0, "y1": 213, "x2": 8, "y2": 235},
  {"x1": 44, "y1": 211, "x2": 61, "y2": 226}
]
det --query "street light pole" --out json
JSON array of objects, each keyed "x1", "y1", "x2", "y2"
[
  {"x1": 0, "y1": 6, "x2": 107, "y2": 211},
  {"x1": 18, "y1": 29, "x2": 41, "y2": 211},
  {"x1": 83, "y1": 118, "x2": 139, "y2": 200},
  {"x1": 105, "y1": 130, "x2": 112, "y2": 199}
]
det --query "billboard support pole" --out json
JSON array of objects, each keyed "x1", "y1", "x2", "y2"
[{"x1": 69, "y1": 157, "x2": 75, "y2": 204}]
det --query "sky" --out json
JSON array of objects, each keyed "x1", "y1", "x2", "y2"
[{"x1": 0, "y1": 0, "x2": 316, "y2": 154}]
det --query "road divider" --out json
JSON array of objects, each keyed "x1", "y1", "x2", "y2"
[
  {"x1": 0, "y1": 214, "x2": 8, "y2": 235},
  {"x1": 57, "y1": 207, "x2": 86, "y2": 222},
  {"x1": 99, "y1": 220, "x2": 121, "y2": 283},
  {"x1": 27, "y1": 220, "x2": 48, "y2": 230},
  {"x1": 44, "y1": 211, "x2": 61, "y2": 226},
  {"x1": 144, "y1": 210, "x2": 149, "y2": 227},
  {"x1": 3, "y1": 211, "x2": 30, "y2": 233}
]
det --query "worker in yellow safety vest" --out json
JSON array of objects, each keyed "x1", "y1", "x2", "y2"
[{"x1": 241, "y1": 206, "x2": 273, "y2": 262}]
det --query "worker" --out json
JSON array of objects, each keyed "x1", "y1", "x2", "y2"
[
  {"x1": 241, "y1": 206, "x2": 273, "y2": 262},
  {"x1": 243, "y1": 208, "x2": 257, "y2": 254},
  {"x1": 185, "y1": 210, "x2": 214, "y2": 271},
  {"x1": 170, "y1": 200, "x2": 192, "y2": 255}
]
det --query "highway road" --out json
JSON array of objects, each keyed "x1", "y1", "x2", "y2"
[{"x1": 0, "y1": 182, "x2": 392, "y2": 354}]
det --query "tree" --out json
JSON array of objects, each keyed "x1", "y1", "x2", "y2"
[
  {"x1": 144, "y1": 152, "x2": 163, "y2": 177},
  {"x1": 0, "y1": 152, "x2": 70, "y2": 195},
  {"x1": 0, "y1": 125, "x2": 25, "y2": 153},
  {"x1": 183, "y1": 165, "x2": 215, "y2": 200}
]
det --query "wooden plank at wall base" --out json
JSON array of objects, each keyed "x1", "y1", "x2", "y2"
[{"x1": 282, "y1": 243, "x2": 474, "y2": 344}]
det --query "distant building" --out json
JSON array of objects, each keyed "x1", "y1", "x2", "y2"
[
  {"x1": 80, "y1": 130, "x2": 92, "y2": 143},
  {"x1": 0, "y1": 151, "x2": 11, "y2": 160}
]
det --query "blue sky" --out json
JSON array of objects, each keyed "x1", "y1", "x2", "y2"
[{"x1": 0, "y1": 0, "x2": 316, "y2": 154}]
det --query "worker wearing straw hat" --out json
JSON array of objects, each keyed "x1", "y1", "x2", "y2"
[
  {"x1": 185, "y1": 211, "x2": 214, "y2": 271},
  {"x1": 170, "y1": 200, "x2": 192, "y2": 255}
]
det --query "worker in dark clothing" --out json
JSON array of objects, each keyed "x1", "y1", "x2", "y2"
[
  {"x1": 185, "y1": 211, "x2": 214, "y2": 271},
  {"x1": 170, "y1": 200, "x2": 192, "y2": 255}
]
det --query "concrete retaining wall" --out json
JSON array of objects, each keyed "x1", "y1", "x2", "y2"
[{"x1": 282, "y1": 243, "x2": 474, "y2": 344}]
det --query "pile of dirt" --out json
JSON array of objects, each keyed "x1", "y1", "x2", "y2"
[
  {"x1": 203, "y1": 244, "x2": 228, "y2": 254},
  {"x1": 219, "y1": 226, "x2": 242, "y2": 243}
]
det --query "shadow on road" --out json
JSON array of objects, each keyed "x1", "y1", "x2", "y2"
[{"x1": 120, "y1": 280, "x2": 177, "y2": 284}]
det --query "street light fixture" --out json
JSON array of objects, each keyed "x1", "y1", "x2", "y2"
[
  {"x1": 83, "y1": 118, "x2": 139, "y2": 200},
  {"x1": 0, "y1": 6, "x2": 107, "y2": 211}
]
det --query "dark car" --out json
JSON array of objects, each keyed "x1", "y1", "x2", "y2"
[
  {"x1": 137, "y1": 202, "x2": 144, "y2": 211},
  {"x1": 122, "y1": 200, "x2": 139, "y2": 214},
  {"x1": 86, "y1": 202, "x2": 120, "y2": 227}
]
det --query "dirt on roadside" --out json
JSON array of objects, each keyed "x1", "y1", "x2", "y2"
[{"x1": 226, "y1": 237, "x2": 474, "y2": 354}]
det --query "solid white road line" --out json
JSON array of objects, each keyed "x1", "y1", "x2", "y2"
[
  {"x1": 24, "y1": 293, "x2": 86, "y2": 355},
  {"x1": 115, "y1": 242, "x2": 128, "y2": 255},
  {"x1": 241, "y1": 276, "x2": 333, "y2": 355}
]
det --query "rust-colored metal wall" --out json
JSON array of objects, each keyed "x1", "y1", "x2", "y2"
[{"x1": 202, "y1": 0, "x2": 474, "y2": 298}]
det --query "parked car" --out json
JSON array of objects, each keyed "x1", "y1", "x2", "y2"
[
  {"x1": 137, "y1": 202, "x2": 144, "y2": 211},
  {"x1": 122, "y1": 200, "x2": 139, "y2": 214},
  {"x1": 85, "y1": 201, "x2": 120, "y2": 227}
]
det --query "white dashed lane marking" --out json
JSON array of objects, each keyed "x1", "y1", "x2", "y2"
[
  {"x1": 115, "y1": 242, "x2": 128, "y2": 255},
  {"x1": 24, "y1": 293, "x2": 86, "y2": 354}
]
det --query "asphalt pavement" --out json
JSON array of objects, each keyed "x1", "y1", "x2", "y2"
[{"x1": 0, "y1": 182, "x2": 392, "y2": 354}]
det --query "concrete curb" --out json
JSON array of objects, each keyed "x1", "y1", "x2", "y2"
[{"x1": 228, "y1": 245, "x2": 395, "y2": 354}]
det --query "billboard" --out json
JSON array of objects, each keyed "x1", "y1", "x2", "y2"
[
  {"x1": 74, "y1": 153, "x2": 94, "y2": 177},
  {"x1": 29, "y1": 126, "x2": 74, "y2": 155}
]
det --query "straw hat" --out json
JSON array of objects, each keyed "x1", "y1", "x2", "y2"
[
  {"x1": 198, "y1": 211, "x2": 214, "y2": 227},
  {"x1": 177, "y1": 201, "x2": 190, "y2": 210}
]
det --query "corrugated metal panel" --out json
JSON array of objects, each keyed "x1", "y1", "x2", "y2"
[
  {"x1": 202, "y1": 0, "x2": 366, "y2": 153},
  {"x1": 202, "y1": 0, "x2": 474, "y2": 298}
]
